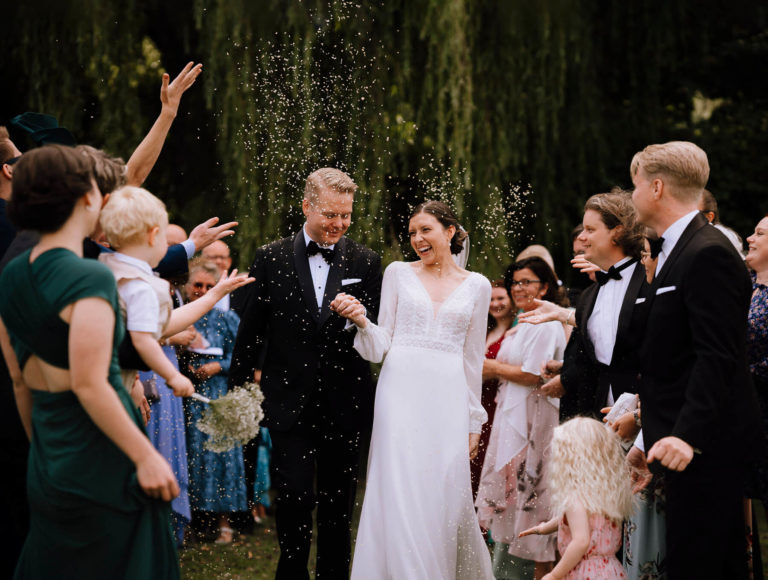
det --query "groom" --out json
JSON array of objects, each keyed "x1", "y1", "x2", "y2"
[{"x1": 229, "y1": 168, "x2": 382, "y2": 579}]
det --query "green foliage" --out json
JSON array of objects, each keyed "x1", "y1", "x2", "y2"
[{"x1": 3, "y1": 0, "x2": 766, "y2": 281}]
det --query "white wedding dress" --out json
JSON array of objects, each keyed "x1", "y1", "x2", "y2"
[{"x1": 351, "y1": 261, "x2": 494, "y2": 579}]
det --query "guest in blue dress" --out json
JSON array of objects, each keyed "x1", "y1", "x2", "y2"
[
  {"x1": 183, "y1": 260, "x2": 248, "y2": 544},
  {"x1": 140, "y1": 342, "x2": 193, "y2": 547}
]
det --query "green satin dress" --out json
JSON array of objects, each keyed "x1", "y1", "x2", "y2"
[{"x1": 0, "y1": 248, "x2": 179, "y2": 579}]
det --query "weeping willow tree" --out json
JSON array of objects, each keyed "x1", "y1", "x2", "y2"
[{"x1": 4, "y1": 0, "x2": 767, "y2": 278}]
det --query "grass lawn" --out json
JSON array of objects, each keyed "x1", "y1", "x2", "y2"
[{"x1": 181, "y1": 493, "x2": 768, "y2": 578}]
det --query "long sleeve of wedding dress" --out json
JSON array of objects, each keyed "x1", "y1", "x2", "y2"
[
  {"x1": 465, "y1": 276, "x2": 491, "y2": 433},
  {"x1": 353, "y1": 262, "x2": 398, "y2": 363}
]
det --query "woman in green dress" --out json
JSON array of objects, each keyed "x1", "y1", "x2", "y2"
[{"x1": 0, "y1": 145, "x2": 183, "y2": 579}]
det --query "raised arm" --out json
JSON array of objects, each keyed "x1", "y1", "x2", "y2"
[{"x1": 124, "y1": 62, "x2": 203, "y2": 186}]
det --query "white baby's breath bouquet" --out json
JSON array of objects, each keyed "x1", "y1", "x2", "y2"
[{"x1": 195, "y1": 382, "x2": 265, "y2": 453}]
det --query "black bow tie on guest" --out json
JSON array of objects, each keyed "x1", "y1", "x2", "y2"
[
  {"x1": 648, "y1": 236, "x2": 665, "y2": 260},
  {"x1": 306, "y1": 240, "x2": 336, "y2": 264},
  {"x1": 595, "y1": 258, "x2": 638, "y2": 287}
]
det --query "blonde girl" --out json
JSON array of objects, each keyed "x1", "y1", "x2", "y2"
[{"x1": 520, "y1": 417, "x2": 634, "y2": 580}]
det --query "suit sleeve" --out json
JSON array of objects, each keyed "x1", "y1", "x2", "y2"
[
  {"x1": 672, "y1": 243, "x2": 751, "y2": 451},
  {"x1": 154, "y1": 244, "x2": 189, "y2": 280},
  {"x1": 228, "y1": 249, "x2": 269, "y2": 388}
]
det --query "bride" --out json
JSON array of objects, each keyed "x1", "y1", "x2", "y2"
[{"x1": 331, "y1": 200, "x2": 493, "y2": 579}]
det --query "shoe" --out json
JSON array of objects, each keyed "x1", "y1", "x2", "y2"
[{"x1": 214, "y1": 526, "x2": 234, "y2": 544}]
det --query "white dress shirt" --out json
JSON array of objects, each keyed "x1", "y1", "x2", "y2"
[
  {"x1": 303, "y1": 225, "x2": 335, "y2": 309},
  {"x1": 587, "y1": 256, "x2": 637, "y2": 405},
  {"x1": 655, "y1": 210, "x2": 700, "y2": 272}
]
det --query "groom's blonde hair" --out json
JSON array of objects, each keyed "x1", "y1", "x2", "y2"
[{"x1": 304, "y1": 168, "x2": 358, "y2": 205}]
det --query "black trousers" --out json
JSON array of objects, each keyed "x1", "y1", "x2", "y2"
[
  {"x1": 664, "y1": 454, "x2": 748, "y2": 580},
  {"x1": 270, "y1": 410, "x2": 364, "y2": 580}
]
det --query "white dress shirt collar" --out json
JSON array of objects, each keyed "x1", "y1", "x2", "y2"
[{"x1": 656, "y1": 210, "x2": 700, "y2": 271}]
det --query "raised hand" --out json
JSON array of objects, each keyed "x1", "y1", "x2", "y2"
[
  {"x1": 210, "y1": 268, "x2": 254, "y2": 300},
  {"x1": 188, "y1": 217, "x2": 239, "y2": 252},
  {"x1": 517, "y1": 299, "x2": 572, "y2": 325},
  {"x1": 571, "y1": 254, "x2": 600, "y2": 274},
  {"x1": 161, "y1": 61, "x2": 203, "y2": 117}
]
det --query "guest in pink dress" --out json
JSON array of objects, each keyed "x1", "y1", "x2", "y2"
[
  {"x1": 520, "y1": 417, "x2": 634, "y2": 580},
  {"x1": 471, "y1": 279, "x2": 515, "y2": 498}
]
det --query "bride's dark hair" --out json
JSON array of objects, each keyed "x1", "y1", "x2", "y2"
[{"x1": 410, "y1": 200, "x2": 467, "y2": 255}]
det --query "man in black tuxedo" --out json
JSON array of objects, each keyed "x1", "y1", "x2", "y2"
[
  {"x1": 631, "y1": 141, "x2": 759, "y2": 579},
  {"x1": 555, "y1": 191, "x2": 647, "y2": 422},
  {"x1": 229, "y1": 168, "x2": 382, "y2": 579}
]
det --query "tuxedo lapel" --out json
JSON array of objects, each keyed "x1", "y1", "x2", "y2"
[
  {"x1": 319, "y1": 237, "x2": 347, "y2": 327},
  {"x1": 293, "y1": 231, "x2": 320, "y2": 323},
  {"x1": 651, "y1": 212, "x2": 709, "y2": 290},
  {"x1": 611, "y1": 262, "x2": 645, "y2": 364}
]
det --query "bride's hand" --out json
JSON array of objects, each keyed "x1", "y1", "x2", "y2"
[
  {"x1": 469, "y1": 433, "x2": 481, "y2": 460},
  {"x1": 330, "y1": 293, "x2": 367, "y2": 327}
]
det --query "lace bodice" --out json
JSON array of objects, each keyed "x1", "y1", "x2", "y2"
[{"x1": 355, "y1": 261, "x2": 491, "y2": 432}]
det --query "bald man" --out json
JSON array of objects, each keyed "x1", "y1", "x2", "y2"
[{"x1": 202, "y1": 240, "x2": 233, "y2": 311}]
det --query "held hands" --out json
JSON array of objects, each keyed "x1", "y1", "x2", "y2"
[
  {"x1": 167, "y1": 373, "x2": 195, "y2": 398},
  {"x1": 469, "y1": 433, "x2": 481, "y2": 460},
  {"x1": 161, "y1": 61, "x2": 203, "y2": 117},
  {"x1": 136, "y1": 449, "x2": 180, "y2": 501},
  {"x1": 647, "y1": 436, "x2": 694, "y2": 472},
  {"x1": 330, "y1": 293, "x2": 367, "y2": 327}
]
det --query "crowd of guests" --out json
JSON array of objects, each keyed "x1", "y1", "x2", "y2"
[{"x1": 0, "y1": 64, "x2": 765, "y2": 580}]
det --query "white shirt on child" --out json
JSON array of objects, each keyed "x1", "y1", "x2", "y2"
[{"x1": 111, "y1": 252, "x2": 161, "y2": 333}]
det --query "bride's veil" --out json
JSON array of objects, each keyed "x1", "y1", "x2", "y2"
[{"x1": 452, "y1": 228, "x2": 470, "y2": 270}]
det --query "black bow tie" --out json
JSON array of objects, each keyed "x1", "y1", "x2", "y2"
[
  {"x1": 595, "y1": 259, "x2": 637, "y2": 287},
  {"x1": 306, "y1": 240, "x2": 335, "y2": 263},
  {"x1": 648, "y1": 236, "x2": 665, "y2": 260}
]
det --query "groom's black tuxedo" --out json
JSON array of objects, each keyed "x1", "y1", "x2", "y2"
[
  {"x1": 639, "y1": 212, "x2": 759, "y2": 579},
  {"x1": 559, "y1": 261, "x2": 648, "y2": 421},
  {"x1": 229, "y1": 230, "x2": 381, "y2": 580}
]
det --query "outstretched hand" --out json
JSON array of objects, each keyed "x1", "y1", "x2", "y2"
[
  {"x1": 189, "y1": 217, "x2": 238, "y2": 252},
  {"x1": 517, "y1": 299, "x2": 570, "y2": 325},
  {"x1": 571, "y1": 254, "x2": 601, "y2": 274},
  {"x1": 210, "y1": 269, "x2": 255, "y2": 300},
  {"x1": 161, "y1": 62, "x2": 203, "y2": 116}
]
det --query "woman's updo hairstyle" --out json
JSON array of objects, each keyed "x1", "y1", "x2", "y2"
[
  {"x1": 410, "y1": 200, "x2": 468, "y2": 255},
  {"x1": 8, "y1": 145, "x2": 94, "y2": 233}
]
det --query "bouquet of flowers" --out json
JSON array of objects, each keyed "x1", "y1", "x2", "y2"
[{"x1": 194, "y1": 382, "x2": 265, "y2": 452}]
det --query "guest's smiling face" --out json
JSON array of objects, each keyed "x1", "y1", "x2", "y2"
[
  {"x1": 510, "y1": 267, "x2": 547, "y2": 312},
  {"x1": 185, "y1": 270, "x2": 217, "y2": 302},
  {"x1": 302, "y1": 187, "x2": 354, "y2": 246},
  {"x1": 489, "y1": 286, "x2": 513, "y2": 321},
  {"x1": 747, "y1": 217, "x2": 768, "y2": 273}
]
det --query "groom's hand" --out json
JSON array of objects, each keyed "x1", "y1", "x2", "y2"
[{"x1": 331, "y1": 293, "x2": 367, "y2": 327}]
